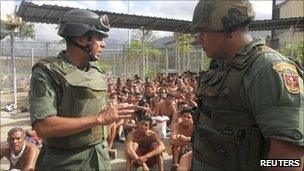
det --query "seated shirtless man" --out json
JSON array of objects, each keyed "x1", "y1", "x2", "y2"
[
  {"x1": 0, "y1": 127, "x2": 39, "y2": 171},
  {"x1": 154, "y1": 92, "x2": 177, "y2": 126},
  {"x1": 125, "y1": 115, "x2": 165, "y2": 171},
  {"x1": 177, "y1": 151, "x2": 192, "y2": 171},
  {"x1": 169, "y1": 110, "x2": 194, "y2": 171}
]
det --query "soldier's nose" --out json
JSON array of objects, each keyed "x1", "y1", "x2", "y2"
[{"x1": 100, "y1": 40, "x2": 106, "y2": 48}]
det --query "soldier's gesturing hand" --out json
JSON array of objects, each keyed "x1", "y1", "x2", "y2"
[{"x1": 97, "y1": 103, "x2": 135, "y2": 125}]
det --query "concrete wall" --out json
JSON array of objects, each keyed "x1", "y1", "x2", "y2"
[
  {"x1": 279, "y1": 1, "x2": 304, "y2": 18},
  {"x1": 277, "y1": 0, "x2": 304, "y2": 47}
]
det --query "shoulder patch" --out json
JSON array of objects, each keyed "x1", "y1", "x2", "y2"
[
  {"x1": 273, "y1": 63, "x2": 301, "y2": 94},
  {"x1": 273, "y1": 63, "x2": 298, "y2": 73},
  {"x1": 283, "y1": 72, "x2": 301, "y2": 94}
]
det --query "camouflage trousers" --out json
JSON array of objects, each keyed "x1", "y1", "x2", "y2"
[{"x1": 36, "y1": 141, "x2": 110, "y2": 171}]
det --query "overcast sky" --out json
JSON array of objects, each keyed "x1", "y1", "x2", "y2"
[{"x1": 1, "y1": 0, "x2": 273, "y2": 42}]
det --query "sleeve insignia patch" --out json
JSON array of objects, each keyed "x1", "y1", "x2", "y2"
[
  {"x1": 273, "y1": 63, "x2": 297, "y2": 73},
  {"x1": 283, "y1": 73, "x2": 300, "y2": 94},
  {"x1": 273, "y1": 63, "x2": 301, "y2": 94}
]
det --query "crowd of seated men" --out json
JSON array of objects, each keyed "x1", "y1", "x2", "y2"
[
  {"x1": 1, "y1": 71, "x2": 198, "y2": 171},
  {"x1": 107, "y1": 72, "x2": 198, "y2": 171}
]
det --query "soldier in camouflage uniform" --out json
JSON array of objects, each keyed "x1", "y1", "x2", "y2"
[
  {"x1": 29, "y1": 9, "x2": 135, "y2": 170},
  {"x1": 191, "y1": 0, "x2": 303, "y2": 170}
]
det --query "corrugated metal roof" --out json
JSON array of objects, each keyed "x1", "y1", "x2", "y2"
[
  {"x1": 16, "y1": 1, "x2": 191, "y2": 33},
  {"x1": 16, "y1": 1, "x2": 304, "y2": 33},
  {"x1": 250, "y1": 17, "x2": 304, "y2": 31}
]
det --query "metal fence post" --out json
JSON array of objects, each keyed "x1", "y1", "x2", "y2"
[
  {"x1": 175, "y1": 33, "x2": 180, "y2": 74},
  {"x1": 10, "y1": 33, "x2": 17, "y2": 108},
  {"x1": 31, "y1": 48, "x2": 35, "y2": 67},
  {"x1": 46, "y1": 42, "x2": 49, "y2": 57},
  {"x1": 166, "y1": 47, "x2": 168, "y2": 75},
  {"x1": 142, "y1": 29, "x2": 145, "y2": 78},
  {"x1": 122, "y1": 44, "x2": 125, "y2": 79},
  {"x1": 113, "y1": 51, "x2": 116, "y2": 75},
  {"x1": 187, "y1": 53, "x2": 190, "y2": 71}
]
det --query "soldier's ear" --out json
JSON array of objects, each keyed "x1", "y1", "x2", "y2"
[
  {"x1": 225, "y1": 31, "x2": 233, "y2": 38},
  {"x1": 228, "y1": 33, "x2": 233, "y2": 38},
  {"x1": 74, "y1": 36, "x2": 88, "y2": 46}
]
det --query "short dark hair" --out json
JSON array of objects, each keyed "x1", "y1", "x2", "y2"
[
  {"x1": 180, "y1": 109, "x2": 192, "y2": 116},
  {"x1": 138, "y1": 115, "x2": 153, "y2": 124},
  {"x1": 8, "y1": 127, "x2": 25, "y2": 137}
]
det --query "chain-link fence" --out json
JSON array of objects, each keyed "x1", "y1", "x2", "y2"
[
  {"x1": 1, "y1": 29, "x2": 303, "y2": 107},
  {"x1": 0, "y1": 39, "x2": 208, "y2": 107}
]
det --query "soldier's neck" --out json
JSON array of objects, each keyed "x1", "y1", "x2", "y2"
[
  {"x1": 66, "y1": 48, "x2": 89, "y2": 70},
  {"x1": 223, "y1": 32, "x2": 253, "y2": 63}
]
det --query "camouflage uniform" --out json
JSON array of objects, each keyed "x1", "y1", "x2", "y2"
[
  {"x1": 191, "y1": 0, "x2": 304, "y2": 170},
  {"x1": 29, "y1": 9, "x2": 111, "y2": 170}
]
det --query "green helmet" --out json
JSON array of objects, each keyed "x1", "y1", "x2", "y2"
[
  {"x1": 191, "y1": 0, "x2": 255, "y2": 32},
  {"x1": 58, "y1": 9, "x2": 110, "y2": 38}
]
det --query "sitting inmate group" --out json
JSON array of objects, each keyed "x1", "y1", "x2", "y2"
[
  {"x1": 1, "y1": 0, "x2": 303, "y2": 170},
  {"x1": 1, "y1": 72, "x2": 197, "y2": 171}
]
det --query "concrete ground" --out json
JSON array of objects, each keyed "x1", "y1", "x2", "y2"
[{"x1": 0, "y1": 109, "x2": 174, "y2": 171}]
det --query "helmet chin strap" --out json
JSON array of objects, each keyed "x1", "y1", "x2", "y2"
[
  {"x1": 66, "y1": 32, "x2": 97, "y2": 62},
  {"x1": 85, "y1": 31, "x2": 97, "y2": 61}
]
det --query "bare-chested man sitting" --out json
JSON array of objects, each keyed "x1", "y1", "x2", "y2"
[
  {"x1": 169, "y1": 110, "x2": 194, "y2": 171},
  {"x1": 154, "y1": 92, "x2": 177, "y2": 126},
  {"x1": 177, "y1": 151, "x2": 192, "y2": 171},
  {"x1": 1, "y1": 127, "x2": 39, "y2": 171},
  {"x1": 125, "y1": 115, "x2": 165, "y2": 171}
]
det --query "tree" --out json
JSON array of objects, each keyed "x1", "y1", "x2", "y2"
[
  {"x1": 6, "y1": 14, "x2": 35, "y2": 40},
  {"x1": 280, "y1": 39, "x2": 304, "y2": 67},
  {"x1": 126, "y1": 29, "x2": 160, "y2": 76},
  {"x1": 126, "y1": 40, "x2": 142, "y2": 74},
  {"x1": 126, "y1": 40, "x2": 161, "y2": 77},
  {"x1": 173, "y1": 33, "x2": 195, "y2": 72},
  {"x1": 132, "y1": 29, "x2": 158, "y2": 43}
]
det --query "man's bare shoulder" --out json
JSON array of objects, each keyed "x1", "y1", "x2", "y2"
[
  {"x1": 156, "y1": 101, "x2": 165, "y2": 106},
  {"x1": 25, "y1": 142, "x2": 39, "y2": 152},
  {"x1": 127, "y1": 130, "x2": 135, "y2": 140},
  {"x1": 147, "y1": 130, "x2": 161, "y2": 140}
]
